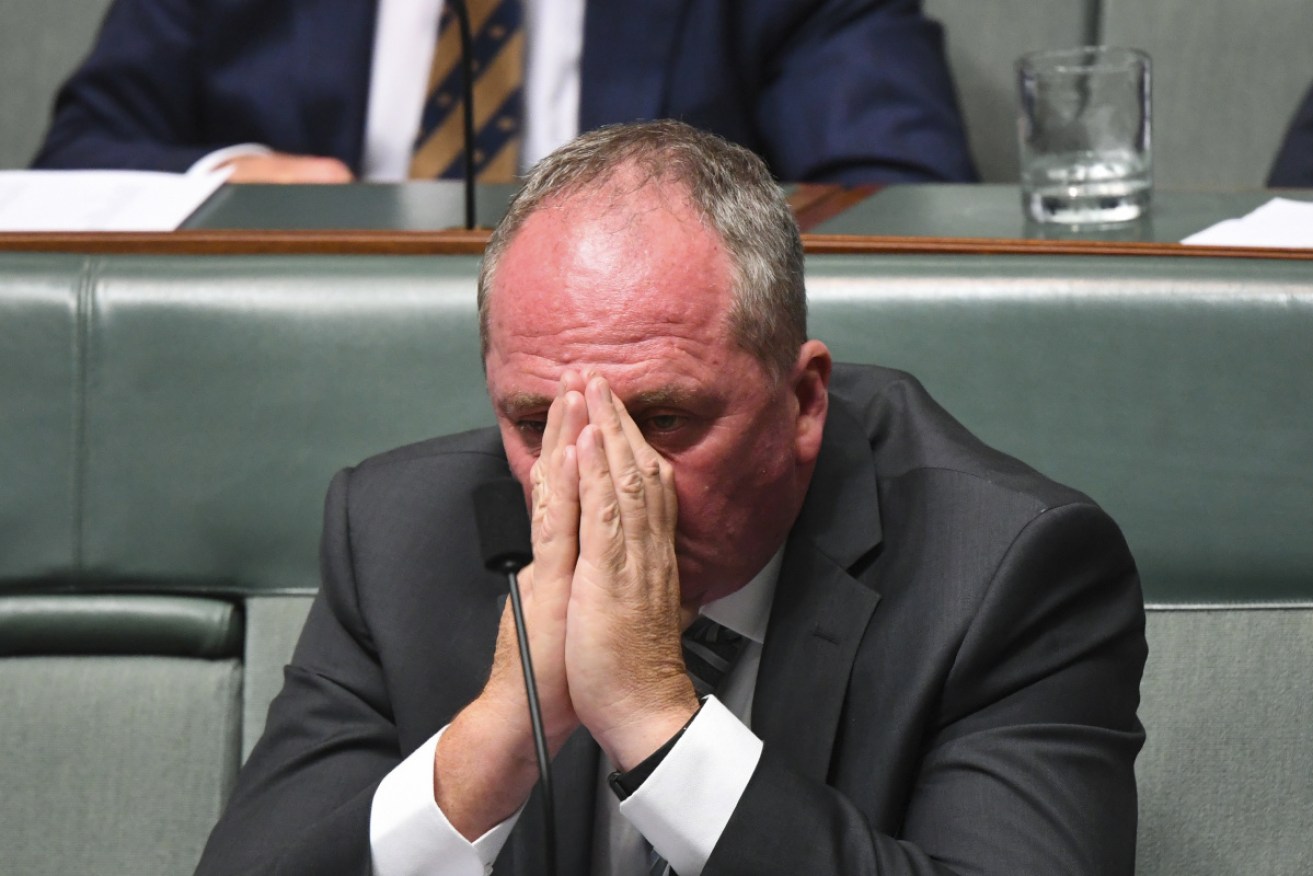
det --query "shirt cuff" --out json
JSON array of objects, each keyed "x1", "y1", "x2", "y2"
[
  {"x1": 370, "y1": 727, "x2": 521, "y2": 876},
  {"x1": 187, "y1": 143, "x2": 272, "y2": 176},
  {"x1": 618, "y1": 696, "x2": 763, "y2": 876}
]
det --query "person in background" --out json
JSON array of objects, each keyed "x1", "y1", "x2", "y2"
[
  {"x1": 194, "y1": 120, "x2": 1144, "y2": 876},
  {"x1": 31, "y1": 0, "x2": 976, "y2": 185},
  {"x1": 1268, "y1": 82, "x2": 1313, "y2": 187}
]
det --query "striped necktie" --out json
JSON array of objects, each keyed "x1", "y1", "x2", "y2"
[
  {"x1": 409, "y1": 0, "x2": 524, "y2": 182},
  {"x1": 645, "y1": 617, "x2": 747, "y2": 876},
  {"x1": 682, "y1": 616, "x2": 746, "y2": 698}
]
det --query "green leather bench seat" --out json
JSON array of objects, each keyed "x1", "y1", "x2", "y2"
[
  {"x1": 807, "y1": 254, "x2": 1313, "y2": 605},
  {"x1": 1138, "y1": 606, "x2": 1313, "y2": 874},
  {"x1": 0, "y1": 654, "x2": 241, "y2": 876},
  {"x1": 2, "y1": 250, "x2": 1311, "y2": 875},
  {"x1": 5, "y1": 253, "x2": 1310, "y2": 604},
  {"x1": 0, "y1": 255, "x2": 79, "y2": 582},
  {"x1": 0, "y1": 595, "x2": 242, "y2": 658}
]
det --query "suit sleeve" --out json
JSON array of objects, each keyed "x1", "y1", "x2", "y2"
[
  {"x1": 194, "y1": 468, "x2": 394, "y2": 876},
  {"x1": 32, "y1": 0, "x2": 217, "y2": 171},
  {"x1": 706, "y1": 501, "x2": 1146, "y2": 875},
  {"x1": 1268, "y1": 82, "x2": 1313, "y2": 187},
  {"x1": 754, "y1": 0, "x2": 977, "y2": 183}
]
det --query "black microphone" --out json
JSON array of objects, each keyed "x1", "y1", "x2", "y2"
[
  {"x1": 474, "y1": 478, "x2": 532, "y2": 573},
  {"x1": 445, "y1": 0, "x2": 477, "y2": 230},
  {"x1": 472, "y1": 479, "x2": 556, "y2": 876}
]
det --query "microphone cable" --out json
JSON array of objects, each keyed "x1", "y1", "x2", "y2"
[{"x1": 473, "y1": 478, "x2": 556, "y2": 876}]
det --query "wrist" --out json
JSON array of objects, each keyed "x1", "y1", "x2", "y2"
[
  {"x1": 434, "y1": 700, "x2": 551, "y2": 839},
  {"x1": 608, "y1": 699, "x2": 703, "y2": 799},
  {"x1": 597, "y1": 689, "x2": 701, "y2": 772}
]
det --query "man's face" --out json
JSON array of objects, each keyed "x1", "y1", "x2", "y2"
[{"x1": 483, "y1": 180, "x2": 824, "y2": 606}]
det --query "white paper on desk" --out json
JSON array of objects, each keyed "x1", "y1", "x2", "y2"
[
  {"x1": 0, "y1": 169, "x2": 228, "y2": 232},
  {"x1": 1181, "y1": 197, "x2": 1313, "y2": 248}
]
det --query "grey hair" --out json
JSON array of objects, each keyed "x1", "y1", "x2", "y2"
[{"x1": 477, "y1": 120, "x2": 806, "y2": 378}]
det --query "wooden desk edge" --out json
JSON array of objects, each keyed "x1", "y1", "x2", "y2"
[
  {"x1": 802, "y1": 234, "x2": 1313, "y2": 261},
  {"x1": 1, "y1": 229, "x2": 1311, "y2": 261},
  {"x1": 0, "y1": 229, "x2": 493, "y2": 255}
]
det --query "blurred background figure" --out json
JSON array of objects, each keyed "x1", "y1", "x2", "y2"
[
  {"x1": 28, "y1": 0, "x2": 977, "y2": 184},
  {"x1": 1268, "y1": 83, "x2": 1313, "y2": 187}
]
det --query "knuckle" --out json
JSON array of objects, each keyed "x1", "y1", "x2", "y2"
[
  {"x1": 616, "y1": 467, "x2": 645, "y2": 499},
  {"x1": 637, "y1": 452, "x2": 662, "y2": 481},
  {"x1": 658, "y1": 458, "x2": 675, "y2": 488},
  {"x1": 597, "y1": 497, "x2": 622, "y2": 527}
]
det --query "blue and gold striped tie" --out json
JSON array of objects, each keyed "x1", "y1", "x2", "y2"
[{"x1": 409, "y1": 0, "x2": 523, "y2": 182}]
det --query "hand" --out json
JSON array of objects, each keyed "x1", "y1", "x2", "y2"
[
  {"x1": 434, "y1": 373, "x2": 587, "y2": 838},
  {"x1": 483, "y1": 372, "x2": 591, "y2": 744},
  {"x1": 220, "y1": 152, "x2": 355, "y2": 183},
  {"x1": 566, "y1": 376, "x2": 699, "y2": 770}
]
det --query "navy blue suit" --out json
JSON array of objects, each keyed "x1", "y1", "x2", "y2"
[
  {"x1": 1269, "y1": 83, "x2": 1313, "y2": 187},
  {"x1": 32, "y1": 0, "x2": 977, "y2": 183}
]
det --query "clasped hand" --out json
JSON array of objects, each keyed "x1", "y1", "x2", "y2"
[{"x1": 490, "y1": 371, "x2": 699, "y2": 772}]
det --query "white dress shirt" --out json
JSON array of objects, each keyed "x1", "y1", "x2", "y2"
[
  {"x1": 190, "y1": 0, "x2": 583, "y2": 178},
  {"x1": 370, "y1": 549, "x2": 783, "y2": 876}
]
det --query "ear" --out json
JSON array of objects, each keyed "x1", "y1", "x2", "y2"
[{"x1": 792, "y1": 340, "x2": 831, "y2": 465}]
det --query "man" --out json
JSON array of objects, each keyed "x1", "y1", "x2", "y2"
[
  {"x1": 196, "y1": 121, "x2": 1144, "y2": 875},
  {"x1": 31, "y1": 0, "x2": 976, "y2": 184}
]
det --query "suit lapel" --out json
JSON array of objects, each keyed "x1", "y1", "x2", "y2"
[
  {"x1": 579, "y1": 0, "x2": 693, "y2": 128},
  {"x1": 753, "y1": 402, "x2": 884, "y2": 781}
]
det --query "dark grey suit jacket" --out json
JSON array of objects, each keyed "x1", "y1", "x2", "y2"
[{"x1": 196, "y1": 364, "x2": 1146, "y2": 875}]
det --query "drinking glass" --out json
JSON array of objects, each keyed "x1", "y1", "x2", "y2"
[{"x1": 1018, "y1": 46, "x2": 1152, "y2": 224}]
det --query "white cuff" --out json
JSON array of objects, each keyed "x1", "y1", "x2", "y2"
[
  {"x1": 187, "y1": 143, "x2": 273, "y2": 176},
  {"x1": 619, "y1": 696, "x2": 763, "y2": 876},
  {"x1": 370, "y1": 727, "x2": 520, "y2": 876}
]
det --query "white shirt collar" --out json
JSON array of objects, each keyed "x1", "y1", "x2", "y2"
[{"x1": 698, "y1": 547, "x2": 784, "y2": 645}]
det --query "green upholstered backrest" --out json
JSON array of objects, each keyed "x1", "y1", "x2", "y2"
[
  {"x1": 805, "y1": 254, "x2": 1313, "y2": 605},
  {"x1": 924, "y1": 0, "x2": 1313, "y2": 186},
  {"x1": 0, "y1": 255, "x2": 80, "y2": 580},
  {"x1": 0, "y1": 0, "x2": 116, "y2": 169},
  {"x1": 1, "y1": 254, "x2": 488, "y2": 596},
  {"x1": 6, "y1": 252, "x2": 1311, "y2": 605},
  {"x1": 924, "y1": 0, "x2": 1094, "y2": 183},
  {"x1": 1137, "y1": 606, "x2": 1313, "y2": 876},
  {"x1": 1100, "y1": 0, "x2": 1313, "y2": 189},
  {"x1": 0, "y1": 654, "x2": 241, "y2": 875}
]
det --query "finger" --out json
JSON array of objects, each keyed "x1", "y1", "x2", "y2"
[
  {"x1": 576, "y1": 422, "x2": 626, "y2": 573},
  {"x1": 608, "y1": 389, "x2": 675, "y2": 534},
  {"x1": 538, "y1": 374, "x2": 586, "y2": 504},
  {"x1": 536, "y1": 387, "x2": 567, "y2": 474},
  {"x1": 532, "y1": 388, "x2": 583, "y2": 516},
  {"x1": 561, "y1": 368, "x2": 587, "y2": 396},
  {"x1": 583, "y1": 377, "x2": 653, "y2": 545},
  {"x1": 532, "y1": 394, "x2": 584, "y2": 581}
]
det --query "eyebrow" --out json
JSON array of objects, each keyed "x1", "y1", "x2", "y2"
[
  {"x1": 498, "y1": 392, "x2": 554, "y2": 417},
  {"x1": 496, "y1": 386, "x2": 700, "y2": 417},
  {"x1": 625, "y1": 387, "x2": 698, "y2": 409}
]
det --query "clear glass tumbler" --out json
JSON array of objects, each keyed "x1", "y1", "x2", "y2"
[{"x1": 1017, "y1": 46, "x2": 1152, "y2": 225}]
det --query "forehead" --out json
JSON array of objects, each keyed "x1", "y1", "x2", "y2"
[{"x1": 485, "y1": 181, "x2": 739, "y2": 381}]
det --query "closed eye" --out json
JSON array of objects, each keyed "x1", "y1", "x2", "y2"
[{"x1": 514, "y1": 418, "x2": 547, "y2": 450}]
